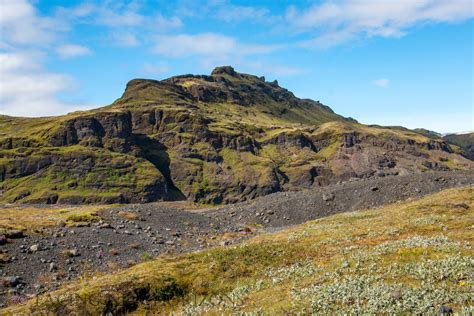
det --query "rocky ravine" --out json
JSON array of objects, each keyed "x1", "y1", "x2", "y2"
[
  {"x1": 0, "y1": 170, "x2": 473, "y2": 306},
  {"x1": 1, "y1": 67, "x2": 472, "y2": 205}
]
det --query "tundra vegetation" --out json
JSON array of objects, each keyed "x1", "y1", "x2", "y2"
[{"x1": 2, "y1": 187, "x2": 472, "y2": 314}]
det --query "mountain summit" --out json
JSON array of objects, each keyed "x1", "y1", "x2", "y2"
[{"x1": 0, "y1": 67, "x2": 472, "y2": 204}]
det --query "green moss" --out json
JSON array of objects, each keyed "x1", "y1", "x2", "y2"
[{"x1": 316, "y1": 141, "x2": 339, "y2": 159}]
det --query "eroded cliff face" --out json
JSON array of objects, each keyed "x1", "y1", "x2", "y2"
[{"x1": 0, "y1": 66, "x2": 472, "y2": 204}]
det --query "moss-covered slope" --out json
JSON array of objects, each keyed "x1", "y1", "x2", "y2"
[
  {"x1": 443, "y1": 132, "x2": 474, "y2": 160},
  {"x1": 0, "y1": 66, "x2": 472, "y2": 204}
]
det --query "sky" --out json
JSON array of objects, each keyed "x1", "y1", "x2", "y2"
[{"x1": 0, "y1": 0, "x2": 473, "y2": 133}]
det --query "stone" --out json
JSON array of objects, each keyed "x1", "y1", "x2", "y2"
[
  {"x1": 1, "y1": 276, "x2": 22, "y2": 287},
  {"x1": 66, "y1": 249, "x2": 79, "y2": 257},
  {"x1": 49, "y1": 262, "x2": 57, "y2": 272},
  {"x1": 439, "y1": 306, "x2": 453, "y2": 314},
  {"x1": 5, "y1": 230, "x2": 25, "y2": 239},
  {"x1": 322, "y1": 193, "x2": 335, "y2": 202},
  {"x1": 29, "y1": 244, "x2": 39, "y2": 252}
]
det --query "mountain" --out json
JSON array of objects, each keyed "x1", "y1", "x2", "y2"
[
  {"x1": 0, "y1": 66, "x2": 472, "y2": 204},
  {"x1": 443, "y1": 132, "x2": 474, "y2": 160},
  {"x1": 413, "y1": 128, "x2": 442, "y2": 139}
]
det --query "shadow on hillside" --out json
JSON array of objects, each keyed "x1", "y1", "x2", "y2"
[{"x1": 132, "y1": 134, "x2": 186, "y2": 201}]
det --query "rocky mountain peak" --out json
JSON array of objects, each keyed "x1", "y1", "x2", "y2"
[{"x1": 211, "y1": 66, "x2": 237, "y2": 76}]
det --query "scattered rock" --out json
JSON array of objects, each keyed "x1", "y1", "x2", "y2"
[
  {"x1": 392, "y1": 290, "x2": 402, "y2": 300},
  {"x1": 5, "y1": 230, "x2": 25, "y2": 239},
  {"x1": 49, "y1": 262, "x2": 57, "y2": 272},
  {"x1": 1, "y1": 276, "x2": 22, "y2": 287},
  {"x1": 439, "y1": 306, "x2": 453, "y2": 314},
  {"x1": 64, "y1": 249, "x2": 80, "y2": 257},
  {"x1": 322, "y1": 193, "x2": 335, "y2": 201},
  {"x1": 29, "y1": 245, "x2": 39, "y2": 253}
]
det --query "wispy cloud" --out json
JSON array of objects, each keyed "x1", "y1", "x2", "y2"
[
  {"x1": 287, "y1": 0, "x2": 474, "y2": 47},
  {"x1": 152, "y1": 33, "x2": 281, "y2": 58},
  {"x1": 174, "y1": 0, "x2": 273, "y2": 22},
  {"x1": 55, "y1": 1, "x2": 183, "y2": 47},
  {"x1": 213, "y1": 2, "x2": 273, "y2": 23},
  {"x1": 110, "y1": 32, "x2": 140, "y2": 47},
  {"x1": 373, "y1": 78, "x2": 390, "y2": 88},
  {"x1": 56, "y1": 44, "x2": 92, "y2": 59}
]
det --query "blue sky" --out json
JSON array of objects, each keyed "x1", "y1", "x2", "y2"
[{"x1": 0, "y1": 0, "x2": 473, "y2": 133}]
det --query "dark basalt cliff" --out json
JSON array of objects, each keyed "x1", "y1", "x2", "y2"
[{"x1": 0, "y1": 66, "x2": 472, "y2": 204}]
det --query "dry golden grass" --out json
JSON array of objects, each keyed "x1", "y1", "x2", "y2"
[
  {"x1": 117, "y1": 211, "x2": 140, "y2": 221},
  {"x1": 0, "y1": 205, "x2": 110, "y2": 234}
]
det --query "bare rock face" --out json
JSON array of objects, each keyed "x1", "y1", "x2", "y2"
[{"x1": 50, "y1": 112, "x2": 132, "y2": 152}]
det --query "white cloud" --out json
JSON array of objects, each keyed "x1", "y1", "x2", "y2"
[
  {"x1": 153, "y1": 33, "x2": 280, "y2": 58},
  {"x1": 0, "y1": 51, "x2": 75, "y2": 117},
  {"x1": 0, "y1": 0, "x2": 57, "y2": 46},
  {"x1": 56, "y1": 44, "x2": 92, "y2": 59},
  {"x1": 0, "y1": 1, "x2": 94, "y2": 117},
  {"x1": 288, "y1": 0, "x2": 474, "y2": 47},
  {"x1": 373, "y1": 78, "x2": 390, "y2": 88}
]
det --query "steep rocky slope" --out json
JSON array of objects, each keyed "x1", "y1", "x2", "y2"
[{"x1": 0, "y1": 67, "x2": 472, "y2": 204}]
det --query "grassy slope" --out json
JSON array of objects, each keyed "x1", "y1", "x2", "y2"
[
  {"x1": 0, "y1": 145, "x2": 164, "y2": 203},
  {"x1": 443, "y1": 133, "x2": 474, "y2": 160},
  {"x1": 3, "y1": 187, "x2": 473, "y2": 314}
]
